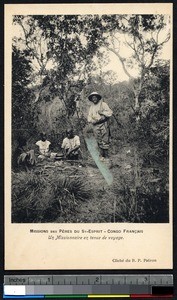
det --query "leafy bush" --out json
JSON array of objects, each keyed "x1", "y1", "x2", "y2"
[
  {"x1": 137, "y1": 179, "x2": 169, "y2": 223},
  {"x1": 112, "y1": 175, "x2": 169, "y2": 223},
  {"x1": 112, "y1": 181, "x2": 145, "y2": 223}
]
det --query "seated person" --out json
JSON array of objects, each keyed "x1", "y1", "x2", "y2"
[
  {"x1": 35, "y1": 132, "x2": 51, "y2": 161},
  {"x1": 61, "y1": 128, "x2": 80, "y2": 160},
  {"x1": 13, "y1": 136, "x2": 36, "y2": 171}
]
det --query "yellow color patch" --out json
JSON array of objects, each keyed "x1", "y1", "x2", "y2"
[{"x1": 88, "y1": 295, "x2": 130, "y2": 298}]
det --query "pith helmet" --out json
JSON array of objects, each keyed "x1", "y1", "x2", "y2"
[{"x1": 88, "y1": 92, "x2": 102, "y2": 101}]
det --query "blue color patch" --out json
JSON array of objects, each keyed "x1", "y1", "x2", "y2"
[{"x1": 85, "y1": 136, "x2": 113, "y2": 185}]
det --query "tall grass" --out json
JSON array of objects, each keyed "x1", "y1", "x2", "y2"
[{"x1": 12, "y1": 170, "x2": 91, "y2": 223}]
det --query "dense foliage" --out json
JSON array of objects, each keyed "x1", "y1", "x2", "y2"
[{"x1": 12, "y1": 47, "x2": 35, "y2": 130}]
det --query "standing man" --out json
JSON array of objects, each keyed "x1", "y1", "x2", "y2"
[{"x1": 87, "y1": 92, "x2": 113, "y2": 161}]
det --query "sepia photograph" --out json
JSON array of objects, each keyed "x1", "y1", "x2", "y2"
[{"x1": 11, "y1": 12, "x2": 171, "y2": 224}]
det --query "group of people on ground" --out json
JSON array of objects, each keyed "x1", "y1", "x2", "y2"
[
  {"x1": 14, "y1": 129, "x2": 81, "y2": 171},
  {"x1": 14, "y1": 92, "x2": 113, "y2": 170}
]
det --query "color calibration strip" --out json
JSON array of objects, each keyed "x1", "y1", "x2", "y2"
[
  {"x1": 3, "y1": 295, "x2": 174, "y2": 299},
  {"x1": 4, "y1": 274, "x2": 173, "y2": 298},
  {"x1": 3, "y1": 286, "x2": 174, "y2": 298}
]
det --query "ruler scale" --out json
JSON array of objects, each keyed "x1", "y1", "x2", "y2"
[{"x1": 4, "y1": 275, "x2": 173, "y2": 298}]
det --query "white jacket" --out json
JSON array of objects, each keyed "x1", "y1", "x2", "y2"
[{"x1": 87, "y1": 100, "x2": 113, "y2": 123}]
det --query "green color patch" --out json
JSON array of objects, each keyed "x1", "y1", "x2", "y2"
[{"x1": 45, "y1": 295, "x2": 88, "y2": 298}]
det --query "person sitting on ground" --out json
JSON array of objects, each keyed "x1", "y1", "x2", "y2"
[
  {"x1": 87, "y1": 92, "x2": 113, "y2": 161},
  {"x1": 13, "y1": 136, "x2": 36, "y2": 171},
  {"x1": 61, "y1": 128, "x2": 81, "y2": 160},
  {"x1": 35, "y1": 132, "x2": 51, "y2": 161}
]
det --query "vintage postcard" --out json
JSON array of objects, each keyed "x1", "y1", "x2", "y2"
[{"x1": 5, "y1": 3, "x2": 173, "y2": 269}]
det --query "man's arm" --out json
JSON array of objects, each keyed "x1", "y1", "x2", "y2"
[
  {"x1": 92, "y1": 116, "x2": 109, "y2": 125},
  {"x1": 62, "y1": 148, "x2": 67, "y2": 158},
  {"x1": 67, "y1": 145, "x2": 80, "y2": 154},
  {"x1": 48, "y1": 143, "x2": 52, "y2": 153}
]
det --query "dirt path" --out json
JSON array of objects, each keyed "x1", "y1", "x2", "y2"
[{"x1": 69, "y1": 145, "x2": 136, "y2": 223}]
